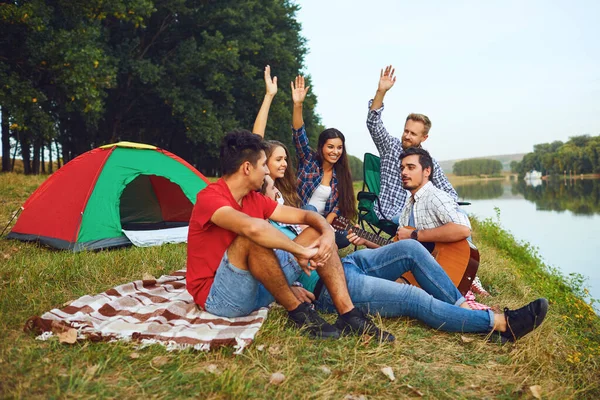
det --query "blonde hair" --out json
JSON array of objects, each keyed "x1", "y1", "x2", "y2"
[{"x1": 406, "y1": 113, "x2": 432, "y2": 135}]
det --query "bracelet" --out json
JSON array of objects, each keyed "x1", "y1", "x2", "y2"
[{"x1": 291, "y1": 281, "x2": 303, "y2": 288}]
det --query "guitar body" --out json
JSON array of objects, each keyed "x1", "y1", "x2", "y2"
[
  {"x1": 399, "y1": 240, "x2": 480, "y2": 295},
  {"x1": 332, "y1": 216, "x2": 480, "y2": 296}
]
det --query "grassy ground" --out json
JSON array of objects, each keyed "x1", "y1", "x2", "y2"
[{"x1": 1, "y1": 173, "x2": 599, "y2": 399}]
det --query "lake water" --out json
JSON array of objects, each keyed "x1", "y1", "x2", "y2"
[{"x1": 455, "y1": 178, "x2": 600, "y2": 304}]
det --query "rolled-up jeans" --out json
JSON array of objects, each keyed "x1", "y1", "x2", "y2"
[
  {"x1": 301, "y1": 204, "x2": 351, "y2": 249},
  {"x1": 315, "y1": 239, "x2": 494, "y2": 333}
]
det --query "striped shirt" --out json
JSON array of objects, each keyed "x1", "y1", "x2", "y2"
[
  {"x1": 292, "y1": 125, "x2": 340, "y2": 216},
  {"x1": 366, "y1": 101, "x2": 458, "y2": 219}
]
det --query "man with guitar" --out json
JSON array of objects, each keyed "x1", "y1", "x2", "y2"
[{"x1": 349, "y1": 147, "x2": 487, "y2": 297}]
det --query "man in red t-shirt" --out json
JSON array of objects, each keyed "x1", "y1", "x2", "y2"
[{"x1": 187, "y1": 130, "x2": 394, "y2": 341}]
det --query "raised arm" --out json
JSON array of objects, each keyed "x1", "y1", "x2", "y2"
[
  {"x1": 367, "y1": 65, "x2": 397, "y2": 154},
  {"x1": 370, "y1": 65, "x2": 396, "y2": 111},
  {"x1": 252, "y1": 65, "x2": 278, "y2": 137},
  {"x1": 291, "y1": 75, "x2": 312, "y2": 163},
  {"x1": 291, "y1": 75, "x2": 309, "y2": 130}
]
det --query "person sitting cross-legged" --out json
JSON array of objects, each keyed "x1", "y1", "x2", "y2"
[
  {"x1": 261, "y1": 176, "x2": 550, "y2": 344},
  {"x1": 186, "y1": 130, "x2": 394, "y2": 341}
]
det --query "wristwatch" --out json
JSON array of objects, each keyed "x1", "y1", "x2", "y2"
[{"x1": 410, "y1": 229, "x2": 419, "y2": 240}]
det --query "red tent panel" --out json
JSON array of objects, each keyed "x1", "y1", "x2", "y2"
[
  {"x1": 12, "y1": 148, "x2": 113, "y2": 241},
  {"x1": 149, "y1": 175, "x2": 194, "y2": 222}
]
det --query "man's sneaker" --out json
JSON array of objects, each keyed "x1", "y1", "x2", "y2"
[
  {"x1": 334, "y1": 308, "x2": 395, "y2": 343},
  {"x1": 288, "y1": 302, "x2": 340, "y2": 339},
  {"x1": 492, "y1": 298, "x2": 549, "y2": 343}
]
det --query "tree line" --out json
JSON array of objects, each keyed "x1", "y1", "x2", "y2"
[
  {"x1": 512, "y1": 135, "x2": 600, "y2": 177},
  {"x1": 452, "y1": 158, "x2": 503, "y2": 176},
  {"x1": 0, "y1": 0, "x2": 334, "y2": 177}
]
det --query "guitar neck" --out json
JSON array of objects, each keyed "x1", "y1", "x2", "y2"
[{"x1": 347, "y1": 225, "x2": 392, "y2": 247}]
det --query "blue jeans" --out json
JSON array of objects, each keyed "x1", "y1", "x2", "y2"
[
  {"x1": 315, "y1": 240, "x2": 494, "y2": 333},
  {"x1": 204, "y1": 249, "x2": 302, "y2": 317},
  {"x1": 301, "y1": 204, "x2": 351, "y2": 249}
]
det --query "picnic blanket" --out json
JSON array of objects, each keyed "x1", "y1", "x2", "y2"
[{"x1": 24, "y1": 270, "x2": 268, "y2": 353}]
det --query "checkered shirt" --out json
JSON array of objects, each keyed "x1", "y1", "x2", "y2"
[
  {"x1": 292, "y1": 125, "x2": 340, "y2": 216},
  {"x1": 399, "y1": 182, "x2": 471, "y2": 230},
  {"x1": 366, "y1": 101, "x2": 458, "y2": 219}
]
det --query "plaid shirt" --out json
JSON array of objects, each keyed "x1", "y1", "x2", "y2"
[
  {"x1": 399, "y1": 182, "x2": 470, "y2": 230},
  {"x1": 366, "y1": 101, "x2": 458, "y2": 220},
  {"x1": 292, "y1": 125, "x2": 340, "y2": 216}
]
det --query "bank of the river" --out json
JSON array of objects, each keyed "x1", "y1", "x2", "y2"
[{"x1": 1, "y1": 173, "x2": 599, "y2": 398}]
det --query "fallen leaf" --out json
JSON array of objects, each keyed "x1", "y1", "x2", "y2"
[
  {"x1": 461, "y1": 335, "x2": 475, "y2": 343},
  {"x1": 256, "y1": 345, "x2": 265, "y2": 351},
  {"x1": 269, "y1": 372, "x2": 285, "y2": 385},
  {"x1": 530, "y1": 385, "x2": 542, "y2": 399},
  {"x1": 129, "y1": 352, "x2": 140, "y2": 359},
  {"x1": 57, "y1": 329, "x2": 77, "y2": 344},
  {"x1": 318, "y1": 365, "x2": 331, "y2": 375},
  {"x1": 206, "y1": 364, "x2": 220, "y2": 374},
  {"x1": 143, "y1": 273, "x2": 156, "y2": 281},
  {"x1": 268, "y1": 345, "x2": 282, "y2": 355},
  {"x1": 2, "y1": 253, "x2": 10, "y2": 260},
  {"x1": 381, "y1": 366, "x2": 395, "y2": 381},
  {"x1": 85, "y1": 365, "x2": 99, "y2": 377},
  {"x1": 151, "y1": 356, "x2": 169, "y2": 367},
  {"x1": 61, "y1": 299, "x2": 74, "y2": 307}
]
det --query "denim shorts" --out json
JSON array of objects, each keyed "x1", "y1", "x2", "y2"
[{"x1": 204, "y1": 248, "x2": 302, "y2": 318}]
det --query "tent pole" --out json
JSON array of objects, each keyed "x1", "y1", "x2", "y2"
[{"x1": 1, "y1": 207, "x2": 23, "y2": 237}]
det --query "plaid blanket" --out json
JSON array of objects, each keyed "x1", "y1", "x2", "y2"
[{"x1": 24, "y1": 270, "x2": 268, "y2": 353}]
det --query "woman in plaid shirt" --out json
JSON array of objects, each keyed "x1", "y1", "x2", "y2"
[{"x1": 291, "y1": 75, "x2": 356, "y2": 248}]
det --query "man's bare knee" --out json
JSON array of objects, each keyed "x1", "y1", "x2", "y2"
[{"x1": 228, "y1": 236, "x2": 271, "y2": 269}]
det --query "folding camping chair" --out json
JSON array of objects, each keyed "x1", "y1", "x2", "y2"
[
  {"x1": 356, "y1": 153, "x2": 399, "y2": 237},
  {"x1": 356, "y1": 152, "x2": 471, "y2": 238}
]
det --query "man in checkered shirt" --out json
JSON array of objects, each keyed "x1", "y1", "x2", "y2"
[
  {"x1": 393, "y1": 147, "x2": 489, "y2": 298},
  {"x1": 395, "y1": 147, "x2": 470, "y2": 242},
  {"x1": 366, "y1": 65, "x2": 458, "y2": 221}
]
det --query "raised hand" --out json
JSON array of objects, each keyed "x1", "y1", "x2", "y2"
[
  {"x1": 291, "y1": 75, "x2": 310, "y2": 105},
  {"x1": 378, "y1": 65, "x2": 396, "y2": 92},
  {"x1": 264, "y1": 65, "x2": 277, "y2": 97}
]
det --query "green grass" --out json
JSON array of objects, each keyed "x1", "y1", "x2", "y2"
[{"x1": 1, "y1": 173, "x2": 599, "y2": 399}]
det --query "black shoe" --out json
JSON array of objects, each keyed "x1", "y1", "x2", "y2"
[
  {"x1": 288, "y1": 302, "x2": 340, "y2": 339},
  {"x1": 334, "y1": 308, "x2": 395, "y2": 343},
  {"x1": 492, "y1": 298, "x2": 549, "y2": 343}
]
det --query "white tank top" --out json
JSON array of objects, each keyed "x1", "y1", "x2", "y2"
[{"x1": 308, "y1": 185, "x2": 332, "y2": 215}]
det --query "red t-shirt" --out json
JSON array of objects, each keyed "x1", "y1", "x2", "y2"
[{"x1": 186, "y1": 178, "x2": 278, "y2": 307}]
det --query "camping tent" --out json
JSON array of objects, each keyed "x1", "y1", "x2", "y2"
[{"x1": 7, "y1": 142, "x2": 210, "y2": 251}]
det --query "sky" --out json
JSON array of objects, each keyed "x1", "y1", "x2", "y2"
[{"x1": 294, "y1": 0, "x2": 600, "y2": 162}]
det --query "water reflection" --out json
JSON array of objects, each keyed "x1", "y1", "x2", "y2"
[
  {"x1": 456, "y1": 179, "x2": 600, "y2": 215},
  {"x1": 512, "y1": 179, "x2": 600, "y2": 216},
  {"x1": 455, "y1": 180, "x2": 503, "y2": 200}
]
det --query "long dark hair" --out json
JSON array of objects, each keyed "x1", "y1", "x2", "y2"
[
  {"x1": 265, "y1": 140, "x2": 302, "y2": 208},
  {"x1": 316, "y1": 128, "x2": 357, "y2": 220}
]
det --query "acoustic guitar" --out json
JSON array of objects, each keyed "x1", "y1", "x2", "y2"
[{"x1": 332, "y1": 216, "x2": 479, "y2": 295}]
